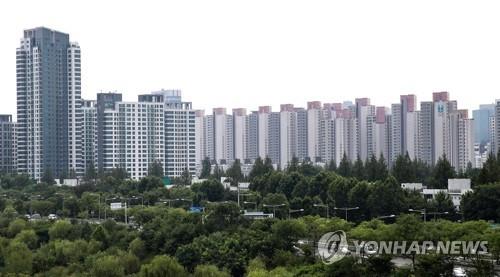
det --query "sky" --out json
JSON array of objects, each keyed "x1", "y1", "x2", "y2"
[{"x1": 1, "y1": 0, "x2": 500, "y2": 119}]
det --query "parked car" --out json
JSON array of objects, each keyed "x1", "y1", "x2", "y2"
[
  {"x1": 48, "y1": 214, "x2": 58, "y2": 220},
  {"x1": 24, "y1": 214, "x2": 31, "y2": 220},
  {"x1": 30, "y1": 213, "x2": 42, "y2": 221}
]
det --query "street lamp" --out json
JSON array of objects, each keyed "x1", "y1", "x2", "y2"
[
  {"x1": 334, "y1": 206, "x2": 359, "y2": 222},
  {"x1": 376, "y1": 214, "x2": 396, "y2": 220},
  {"x1": 131, "y1": 195, "x2": 144, "y2": 207},
  {"x1": 177, "y1": 198, "x2": 193, "y2": 207},
  {"x1": 243, "y1": 201, "x2": 257, "y2": 210},
  {"x1": 313, "y1": 204, "x2": 329, "y2": 218},
  {"x1": 408, "y1": 208, "x2": 427, "y2": 222},
  {"x1": 288, "y1": 208, "x2": 304, "y2": 219},
  {"x1": 160, "y1": 199, "x2": 177, "y2": 208},
  {"x1": 427, "y1": 211, "x2": 449, "y2": 221},
  {"x1": 263, "y1": 204, "x2": 286, "y2": 218}
]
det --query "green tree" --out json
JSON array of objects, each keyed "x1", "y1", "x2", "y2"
[
  {"x1": 179, "y1": 168, "x2": 192, "y2": 186},
  {"x1": 49, "y1": 220, "x2": 74, "y2": 240},
  {"x1": 429, "y1": 191, "x2": 455, "y2": 216},
  {"x1": 193, "y1": 264, "x2": 230, "y2": 277},
  {"x1": 129, "y1": 237, "x2": 146, "y2": 260},
  {"x1": 337, "y1": 153, "x2": 352, "y2": 177},
  {"x1": 226, "y1": 159, "x2": 243, "y2": 184},
  {"x1": 249, "y1": 157, "x2": 266, "y2": 180},
  {"x1": 352, "y1": 155, "x2": 365, "y2": 180},
  {"x1": 326, "y1": 159, "x2": 337, "y2": 172},
  {"x1": 376, "y1": 154, "x2": 389, "y2": 181},
  {"x1": 193, "y1": 179, "x2": 225, "y2": 202},
  {"x1": 148, "y1": 160, "x2": 164, "y2": 177},
  {"x1": 7, "y1": 218, "x2": 28, "y2": 237},
  {"x1": 414, "y1": 254, "x2": 453, "y2": 277},
  {"x1": 478, "y1": 153, "x2": 500, "y2": 184},
  {"x1": 461, "y1": 183, "x2": 500, "y2": 221},
  {"x1": 365, "y1": 155, "x2": 378, "y2": 181},
  {"x1": 368, "y1": 176, "x2": 405, "y2": 218},
  {"x1": 200, "y1": 157, "x2": 212, "y2": 179},
  {"x1": 84, "y1": 160, "x2": 98, "y2": 181},
  {"x1": 41, "y1": 167, "x2": 55, "y2": 185},
  {"x1": 4, "y1": 241, "x2": 32, "y2": 274},
  {"x1": 431, "y1": 154, "x2": 456, "y2": 189},
  {"x1": 139, "y1": 255, "x2": 188, "y2": 277},
  {"x1": 286, "y1": 156, "x2": 300, "y2": 173},
  {"x1": 14, "y1": 229, "x2": 38, "y2": 249},
  {"x1": 391, "y1": 153, "x2": 415, "y2": 184},
  {"x1": 91, "y1": 255, "x2": 125, "y2": 277}
]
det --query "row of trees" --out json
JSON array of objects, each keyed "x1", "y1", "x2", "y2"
[
  {"x1": 0, "y1": 201, "x2": 498, "y2": 276},
  {"x1": 200, "y1": 151, "x2": 500, "y2": 190}
]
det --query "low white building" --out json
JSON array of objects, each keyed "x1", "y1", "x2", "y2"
[
  {"x1": 401, "y1": 179, "x2": 472, "y2": 210},
  {"x1": 401, "y1": 183, "x2": 423, "y2": 191}
]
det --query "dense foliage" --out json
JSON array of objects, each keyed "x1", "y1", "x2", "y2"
[{"x1": 0, "y1": 153, "x2": 498, "y2": 276}]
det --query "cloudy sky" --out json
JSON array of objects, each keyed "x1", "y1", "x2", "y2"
[{"x1": 1, "y1": 0, "x2": 499, "y2": 118}]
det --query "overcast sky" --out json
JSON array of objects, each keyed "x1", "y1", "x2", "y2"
[{"x1": 1, "y1": 0, "x2": 499, "y2": 118}]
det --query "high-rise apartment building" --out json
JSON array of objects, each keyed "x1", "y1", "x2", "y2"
[
  {"x1": 145, "y1": 90, "x2": 196, "y2": 177},
  {"x1": 307, "y1": 101, "x2": 324, "y2": 162},
  {"x1": 495, "y1": 100, "x2": 500, "y2": 155},
  {"x1": 233, "y1": 108, "x2": 248, "y2": 162},
  {"x1": 16, "y1": 27, "x2": 82, "y2": 180},
  {"x1": 448, "y1": 110, "x2": 474, "y2": 171},
  {"x1": 246, "y1": 111, "x2": 259, "y2": 163},
  {"x1": 213, "y1": 108, "x2": 234, "y2": 164},
  {"x1": 419, "y1": 101, "x2": 434, "y2": 165},
  {"x1": 195, "y1": 110, "x2": 207, "y2": 170},
  {"x1": 96, "y1": 93, "x2": 165, "y2": 179},
  {"x1": 81, "y1": 100, "x2": 97, "y2": 173},
  {"x1": 280, "y1": 104, "x2": 297, "y2": 167},
  {"x1": 473, "y1": 104, "x2": 495, "y2": 146},
  {"x1": 0, "y1": 115, "x2": 17, "y2": 174}
]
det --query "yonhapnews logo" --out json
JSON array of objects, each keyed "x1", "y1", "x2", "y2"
[
  {"x1": 318, "y1": 230, "x2": 348, "y2": 264},
  {"x1": 317, "y1": 230, "x2": 488, "y2": 264}
]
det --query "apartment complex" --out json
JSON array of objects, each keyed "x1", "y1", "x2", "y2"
[
  {"x1": 196, "y1": 91, "x2": 476, "y2": 173},
  {"x1": 1, "y1": 27, "x2": 485, "y2": 181}
]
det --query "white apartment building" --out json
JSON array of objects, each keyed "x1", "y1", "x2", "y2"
[
  {"x1": 280, "y1": 104, "x2": 297, "y2": 167},
  {"x1": 98, "y1": 98, "x2": 165, "y2": 179},
  {"x1": 82, "y1": 100, "x2": 97, "y2": 173},
  {"x1": 405, "y1": 111, "x2": 420, "y2": 160},
  {"x1": 213, "y1": 108, "x2": 234, "y2": 164},
  {"x1": 233, "y1": 108, "x2": 248, "y2": 162}
]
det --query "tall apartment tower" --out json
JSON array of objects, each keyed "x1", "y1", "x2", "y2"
[
  {"x1": 17, "y1": 27, "x2": 82, "y2": 180},
  {"x1": 97, "y1": 92, "x2": 165, "y2": 179},
  {"x1": 0, "y1": 115, "x2": 17, "y2": 174},
  {"x1": 81, "y1": 100, "x2": 97, "y2": 174},
  {"x1": 256, "y1": 106, "x2": 280, "y2": 164},
  {"x1": 495, "y1": 100, "x2": 500, "y2": 155},
  {"x1": 419, "y1": 101, "x2": 434, "y2": 165},
  {"x1": 390, "y1": 95, "x2": 417, "y2": 163},
  {"x1": 232, "y1": 108, "x2": 248, "y2": 162},
  {"x1": 390, "y1": 103, "x2": 402, "y2": 164},
  {"x1": 358, "y1": 104, "x2": 376, "y2": 161},
  {"x1": 405, "y1": 110, "x2": 420, "y2": 160},
  {"x1": 373, "y1": 107, "x2": 389, "y2": 160},
  {"x1": 295, "y1": 108, "x2": 308, "y2": 162},
  {"x1": 246, "y1": 111, "x2": 259, "y2": 163},
  {"x1": 96, "y1": 93, "x2": 122, "y2": 171},
  {"x1": 333, "y1": 109, "x2": 358, "y2": 164},
  {"x1": 213, "y1": 108, "x2": 233, "y2": 164},
  {"x1": 144, "y1": 90, "x2": 197, "y2": 177},
  {"x1": 280, "y1": 104, "x2": 298, "y2": 167},
  {"x1": 307, "y1": 101, "x2": 324, "y2": 162},
  {"x1": 195, "y1": 110, "x2": 207, "y2": 171},
  {"x1": 448, "y1": 110, "x2": 474, "y2": 171},
  {"x1": 472, "y1": 104, "x2": 495, "y2": 146}
]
